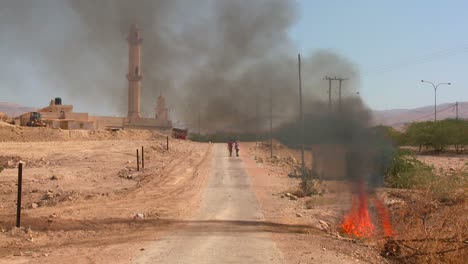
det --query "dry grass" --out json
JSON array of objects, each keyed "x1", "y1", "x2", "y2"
[{"x1": 383, "y1": 169, "x2": 468, "y2": 263}]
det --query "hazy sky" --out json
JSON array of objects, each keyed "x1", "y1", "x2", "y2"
[
  {"x1": 290, "y1": 0, "x2": 468, "y2": 110},
  {"x1": 1, "y1": 0, "x2": 467, "y2": 114}
]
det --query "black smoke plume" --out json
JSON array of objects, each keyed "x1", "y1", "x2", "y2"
[{"x1": 0, "y1": 0, "x2": 361, "y2": 132}]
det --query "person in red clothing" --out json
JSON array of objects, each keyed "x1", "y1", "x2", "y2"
[
  {"x1": 234, "y1": 140, "x2": 240, "y2": 157},
  {"x1": 227, "y1": 140, "x2": 233, "y2": 157}
]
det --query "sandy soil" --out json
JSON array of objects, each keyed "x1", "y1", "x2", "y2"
[
  {"x1": 416, "y1": 154, "x2": 467, "y2": 175},
  {"x1": 0, "y1": 130, "x2": 212, "y2": 263},
  {"x1": 244, "y1": 143, "x2": 390, "y2": 264}
]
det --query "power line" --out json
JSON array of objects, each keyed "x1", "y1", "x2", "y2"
[
  {"x1": 363, "y1": 45, "x2": 468, "y2": 76},
  {"x1": 399, "y1": 103, "x2": 456, "y2": 124}
]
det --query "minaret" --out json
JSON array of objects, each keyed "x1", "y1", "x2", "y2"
[{"x1": 127, "y1": 24, "x2": 142, "y2": 120}]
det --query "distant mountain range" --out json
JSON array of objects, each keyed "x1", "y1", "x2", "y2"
[
  {"x1": 372, "y1": 102, "x2": 468, "y2": 129},
  {"x1": 0, "y1": 102, "x2": 36, "y2": 118}
]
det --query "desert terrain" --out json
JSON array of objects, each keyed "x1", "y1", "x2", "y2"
[
  {"x1": 0, "y1": 124, "x2": 466, "y2": 263},
  {"x1": 0, "y1": 124, "x2": 211, "y2": 263}
]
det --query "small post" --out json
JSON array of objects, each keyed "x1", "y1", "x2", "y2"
[
  {"x1": 166, "y1": 136, "x2": 169, "y2": 151},
  {"x1": 136, "y1": 149, "x2": 140, "y2": 172},
  {"x1": 16, "y1": 163, "x2": 23, "y2": 228},
  {"x1": 141, "y1": 146, "x2": 144, "y2": 170}
]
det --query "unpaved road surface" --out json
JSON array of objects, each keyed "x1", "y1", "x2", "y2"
[{"x1": 136, "y1": 144, "x2": 284, "y2": 263}]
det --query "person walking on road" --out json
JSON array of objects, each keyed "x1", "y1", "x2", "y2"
[
  {"x1": 228, "y1": 140, "x2": 233, "y2": 157},
  {"x1": 234, "y1": 141, "x2": 240, "y2": 157}
]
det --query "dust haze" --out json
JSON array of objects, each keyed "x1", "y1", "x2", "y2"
[{"x1": 0, "y1": 0, "x2": 360, "y2": 132}]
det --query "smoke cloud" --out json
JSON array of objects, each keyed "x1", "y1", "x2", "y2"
[{"x1": 0, "y1": 0, "x2": 360, "y2": 132}]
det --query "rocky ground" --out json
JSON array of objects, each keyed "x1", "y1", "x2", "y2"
[{"x1": 416, "y1": 154, "x2": 467, "y2": 175}]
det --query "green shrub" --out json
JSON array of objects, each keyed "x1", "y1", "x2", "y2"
[
  {"x1": 371, "y1": 125, "x2": 403, "y2": 146},
  {"x1": 385, "y1": 150, "x2": 436, "y2": 189},
  {"x1": 403, "y1": 119, "x2": 468, "y2": 152}
]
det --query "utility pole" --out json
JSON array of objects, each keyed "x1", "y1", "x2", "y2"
[
  {"x1": 269, "y1": 87, "x2": 273, "y2": 158},
  {"x1": 255, "y1": 94, "x2": 259, "y2": 146},
  {"x1": 337, "y1": 78, "x2": 348, "y2": 110},
  {"x1": 298, "y1": 54, "x2": 305, "y2": 174},
  {"x1": 456, "y1": 101, "x2": 459, "y2": 120},
  {"x1": 421, "y1": 80, "x2": 451, "y2": 121},
  {"x1": 198, "y1": 109, "x2": 201, "y2": 134},
  {"x1": 325, "y1": 77, "x2": 333, "y2": 111},
  {"x1": 324, "y1": 76, "x2": 347, "y2": 111}
]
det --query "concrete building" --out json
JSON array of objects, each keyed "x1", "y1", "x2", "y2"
[{"x1": 17, "y1": 98, "x2": 95, "y2": 129}]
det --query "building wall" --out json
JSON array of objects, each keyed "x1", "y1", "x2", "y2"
[
  {"x1": 90, "y1": 116, "x2": 125, "y2": 129},
  {"x1": 124, "y1": 117, "x2": 172, "y2": 129},
  {"x1": 38, "y1": 105, "x2": 74, "y2": 113},
  {"x1": 67, "y1": 121, "x2": 95, "y2": 130},
  {"x1": 40, "y1": 112, "x2": 62, "y2": 119},
  {"x1": 43, "y1": 119, "x2": 61, "y2": 129},
  {"x1": 64, "y1": 112, "x2": 89, "y2": 121}
]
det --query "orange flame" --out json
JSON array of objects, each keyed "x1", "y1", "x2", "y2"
[
  {"x1": 341, "y1": 181, "x2": 395, "y2": 238},
  {"x1": 374, "y1": 197, "x2": 394, "y2": 237},
  {"x1": 341, "y1": 191, "x2": 375, "y2": 238}
]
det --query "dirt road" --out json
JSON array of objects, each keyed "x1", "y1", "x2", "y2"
[{"x1": 136, "y1": 144, "x2": 284, "y2": 263}]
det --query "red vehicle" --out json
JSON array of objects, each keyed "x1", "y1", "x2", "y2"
[{"x1": 172, "y1": 128, "x2": 188, "y2": 140}]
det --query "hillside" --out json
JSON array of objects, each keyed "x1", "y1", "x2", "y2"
[
  {"x1": 0, "y1": 102, "x2": 36, "y2": 118},
  {"x1": 373, "y1": 101, "x2": 468, "y2": 129}
]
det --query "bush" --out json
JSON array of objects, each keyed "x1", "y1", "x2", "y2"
[
  {"x1": 403, "y1": 119, "x2": 468, "y2": 152},
  {"x1": 300, "y1": 177, "x2": 322, "y2": 196},
  {"x1": 385, "y1": 150, "x2": 436, "y2": 189},
  {"x1": 371, "y1": 125, "x2": 403, "y2": 146}
]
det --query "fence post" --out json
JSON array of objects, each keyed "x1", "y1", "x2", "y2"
[
  {"x1": 167, "y1": 136, "x2": 169, "y2": 151},
  {"x1": 136, "y1": 149, "x2": 140, "y2": 172},
  {"x1": 141, "y1": 146, "x2": 144, "y2": 170},
  {"x1": 16, "y1": 163, "x2": 23, "y2": 228}
]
